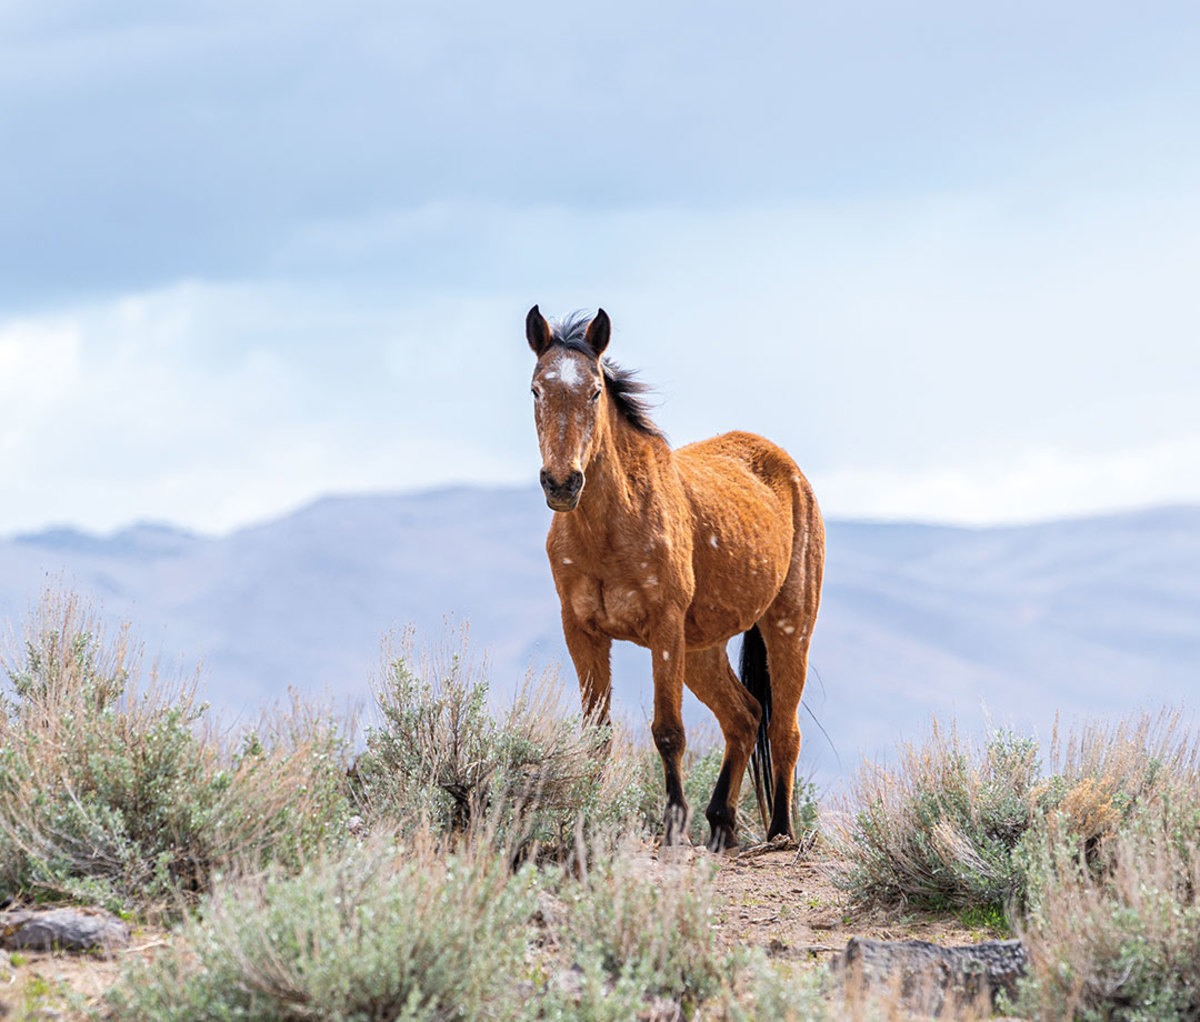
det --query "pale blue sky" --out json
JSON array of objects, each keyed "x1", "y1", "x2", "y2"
[{"x1": 2, "y1": 1, "x2": 1199, "y2": 533}]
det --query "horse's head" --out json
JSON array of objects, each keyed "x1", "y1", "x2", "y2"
[{"x1": 526, "y1": 305, "x2": 611, "y2": 512}]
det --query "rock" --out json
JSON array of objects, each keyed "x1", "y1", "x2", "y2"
[
  {"x1": 830, "y1": 936, "x2": 1027, "y2": 1017},
  {"x1": 639, "y1": 995, "x2": 684, "y2": 1021},
  {"x1": 532, "y1": 890, "x2": 567, "y2": 937},
  {"x1": 0, "y1": 907, "x2": 131, "y2": 954},
  {"x1": 549, "y1": 963, "x2": 585, "y2": 1000}
]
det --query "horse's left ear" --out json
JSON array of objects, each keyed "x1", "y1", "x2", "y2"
[
  {"x1": 585, "y1": 308, "x2": 610, "y2": 356},
  {"x1": 526, "y1": 305, "x2": 552, "y2": 356}
]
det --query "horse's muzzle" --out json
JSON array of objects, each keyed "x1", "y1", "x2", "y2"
[{"x1": 541, "y1": 468, "x2": 584, "y2": 512}]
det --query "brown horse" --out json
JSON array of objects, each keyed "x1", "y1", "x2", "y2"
[{"x1": 526, "y1": 306, "x2": 824, "y2": 851}]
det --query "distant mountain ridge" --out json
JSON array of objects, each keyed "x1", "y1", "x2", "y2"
[{"x1": 3, "y1": 489, "x2": 1197, "y2": 785}]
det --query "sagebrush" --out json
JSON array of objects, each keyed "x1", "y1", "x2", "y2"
[
  {"x1": 352, "y1": 630, "x2": 661, "y2": 856},
  {"x1": 0, "y1": 591, "x2": 351, "y2": 916}
]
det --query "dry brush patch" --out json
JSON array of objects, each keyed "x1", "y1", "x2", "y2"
[
  {"x1": 828, "y1": 720, "x2": 1041, "y2": 913},
  {"x1": 827, "y1": 707, "x2": 1200, "y2": 1019},
  {"x1": 0, "y1": 590, "x2": 352, "y2": 919},
  {"x1": 1013, "y1": 712, "x2": 1200, "y2": 1020},
  {"x1": 13, "y1": 591, "x2": 1200, "y2": 1021},
  {"x1": 351, "y1": 628, "x2": 663, "y2": 858}
]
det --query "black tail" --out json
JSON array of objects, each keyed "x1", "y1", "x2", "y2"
[{"x1": 739, "y1": 624, "x2": 773, "y2": 835}]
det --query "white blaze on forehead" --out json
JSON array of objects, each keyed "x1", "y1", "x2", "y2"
[{"x1": 553, "y1": 352, "x2": 589, "y2": 389}]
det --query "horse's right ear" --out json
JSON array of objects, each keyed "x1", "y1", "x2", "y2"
[
  {"x1": 526, "y1": 305, "x2": 552, "y2": 356},
  {"x1": 585, "y1": 308, "x2": 611, "y2": 356}
]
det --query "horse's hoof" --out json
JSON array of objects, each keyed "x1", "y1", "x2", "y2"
[
  {"x1": 705, "y1": 829, "x2": 739, "y2": 855},
  {"x1": 661, "y1": 828, "x2": 693, "y2": 848},
  {"x1": 661, "y1": 804, "x2": 691, "y2": 846}
]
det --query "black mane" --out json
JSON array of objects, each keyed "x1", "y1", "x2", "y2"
[{"x1": 549, "y1": 312, "x2": 666, "y2": 440}]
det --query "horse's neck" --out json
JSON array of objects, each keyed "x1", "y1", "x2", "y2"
[{"x1": 573, "y1": 424, "x2": 668, "y2": 536}]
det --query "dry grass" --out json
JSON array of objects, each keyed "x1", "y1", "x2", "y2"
[
  {"x1": 829, "y1": 719, "x2": 1040, "y2": 911},
  {"x1": 0, "y1": 590, "x2": 352, "y2": 918},
  {"x1": 103, "y1": 834, "x2": 538, "y2": 1022},
  {"x1": 829, "y1": 709, "x2": 1200, "y2": 922},
  {"x1": 1014, "y1": 711, "x2": 1200, "y2": 1020},
  {"x1": 12, "y1": 589, "x2": 1200, "y2": 1021},
  {"x1": 353, "y1": 627, "x2": 661, "y2": 858}
]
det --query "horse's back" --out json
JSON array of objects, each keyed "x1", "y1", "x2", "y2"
[{"x1": 675, "y1": 430, "x2": 812, "y2": 512}]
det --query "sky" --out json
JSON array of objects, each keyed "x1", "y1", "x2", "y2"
[{"x1": 2, "y1": 1, "x2": 1199, "y2": 536}]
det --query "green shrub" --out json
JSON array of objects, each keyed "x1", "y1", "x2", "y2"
[
  {"x1": 0, "y1": 591, "x2": 351, "y2": 916},
  {"x1": 553, "y1": 850, "x2": 728, "y2": 1014},
  {"x1": 831, "y1": 721, "x2": 1041, "y2": 911},
  {"x1": 105, "y1": 840, "x2": 538, "y2": 1022},
  {"x1": 1013, "y1": 729, "x2": 1200, "y2": 1020},
  {"x1": 542, "y1": 845, "x2": 829, "y2": 1021},
  {"x1": 354, "y1": 631, "x2": 660, "y2": 855}
]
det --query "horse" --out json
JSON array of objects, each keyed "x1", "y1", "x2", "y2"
[{"x1": 526, "y1": 305, "x2": 825, "y2": 851}]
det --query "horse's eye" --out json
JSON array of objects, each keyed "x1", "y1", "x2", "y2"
[
  {"x1": 590, "y1": 388, "x2": 601, "y2": 403},
  {"x1": 531, "y1": 387, "x2": 541, "y2": 400}
]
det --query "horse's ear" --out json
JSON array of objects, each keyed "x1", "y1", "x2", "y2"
[
  {"x1": 526, "y1": 305, "x2": 552, "y2": 356},
  {"x1": 585, "y1": 308, "x2": 610, "y2": 356}
]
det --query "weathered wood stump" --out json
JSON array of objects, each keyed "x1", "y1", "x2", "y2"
[{"x1": 830, "y1": 936, "x2": 1027, "y2": 1017}]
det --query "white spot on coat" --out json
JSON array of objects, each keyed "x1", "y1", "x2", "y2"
[
  {"x1": 646, "y1": 576, "x2": 658, "y2": 586},
  {"x1": 661, "y1": 650, "x2": 671, "y2": 661},
  {"x1": 709, "y1": 534, "x2": 719, "y2": 548},
  {"x1": 562, "y1": 557, "x2": 573, "y2": 565}
]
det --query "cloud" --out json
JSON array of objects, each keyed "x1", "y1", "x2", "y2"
[
  {"x1": 817, "y1": 435, "x2": 1200, "y2": 525},
  {"x1": 0, "y1": 281, "x2": 532, "y2": 535},
  {"x1": 2, "y1": 0, "x2": 1199, "y2": 537},
  {"x1": 2, "y1": 2, "x2": 1198, "y2": 305},
  {"x1": 2, "y1": 170, "x2": 1199, "y2": 535}
]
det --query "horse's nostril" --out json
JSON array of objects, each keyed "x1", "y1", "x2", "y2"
[{"x1": 541, "y1": 469, "x2": 585, "y2": 497}]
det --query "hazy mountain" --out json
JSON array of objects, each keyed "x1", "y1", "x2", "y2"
[{"x1": 2, "y1": 488, "x2": 1197, "y2": 787}]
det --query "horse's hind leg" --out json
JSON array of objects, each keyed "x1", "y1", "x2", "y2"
[
  {"x1": 758, "y1": 497, "x2": 823, "y2": 840},
  {"x1": 684, "y1": 646, "x2": 761, "y2": 852},
  {"x1": 757, "y1": 620, "x2": 812, "y2": 840}
]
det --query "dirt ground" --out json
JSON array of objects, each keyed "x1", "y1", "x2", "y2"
[
  {"x1": 0, "y1": 929, "x2": 173, "y2": 1020},
  {"x1": 708, "y1": 844, "x2": 996, "y2": 960},
  {"x1": 0, "y1": 843, "x2": 1003, "y2": 1019}
]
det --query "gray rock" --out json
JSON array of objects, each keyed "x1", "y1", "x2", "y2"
[
  {"x1": 1, "y1": 908, "x2": 131, "y2": 953},
  {"x1": 830, "y1": 936, "x2": 1027, "y2": 1017},
  {"x1": 532, "y1": 890, "x2": 567, "y2": 938}
]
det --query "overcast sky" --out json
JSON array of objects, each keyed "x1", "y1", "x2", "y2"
[{"x1": 2, "y1": 1, "x2": 1199, "y2": 535}]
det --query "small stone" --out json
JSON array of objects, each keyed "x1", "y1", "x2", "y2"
[
  {"x1": 532, "y1": 891, "x2": 567, "y2": 934},
  {"x1": 0, "y1": 908, "x2": 131, "y2": 954}
]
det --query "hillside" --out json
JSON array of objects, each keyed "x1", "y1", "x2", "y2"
[{"x1": 2, "y1": 488, "x2": 1197, "y2": 784}]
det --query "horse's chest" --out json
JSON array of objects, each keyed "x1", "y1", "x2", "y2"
[{"x1": 566, "y1": 574, "x2": 652, "y2": 644}]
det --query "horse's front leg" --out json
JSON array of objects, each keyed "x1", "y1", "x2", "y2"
[
  {"x1": 562, "y1": 613, "x2": 613, "y2": 727},
  {"x1": 649, "y1": 610, "x2": 689, "y2": 844}
]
